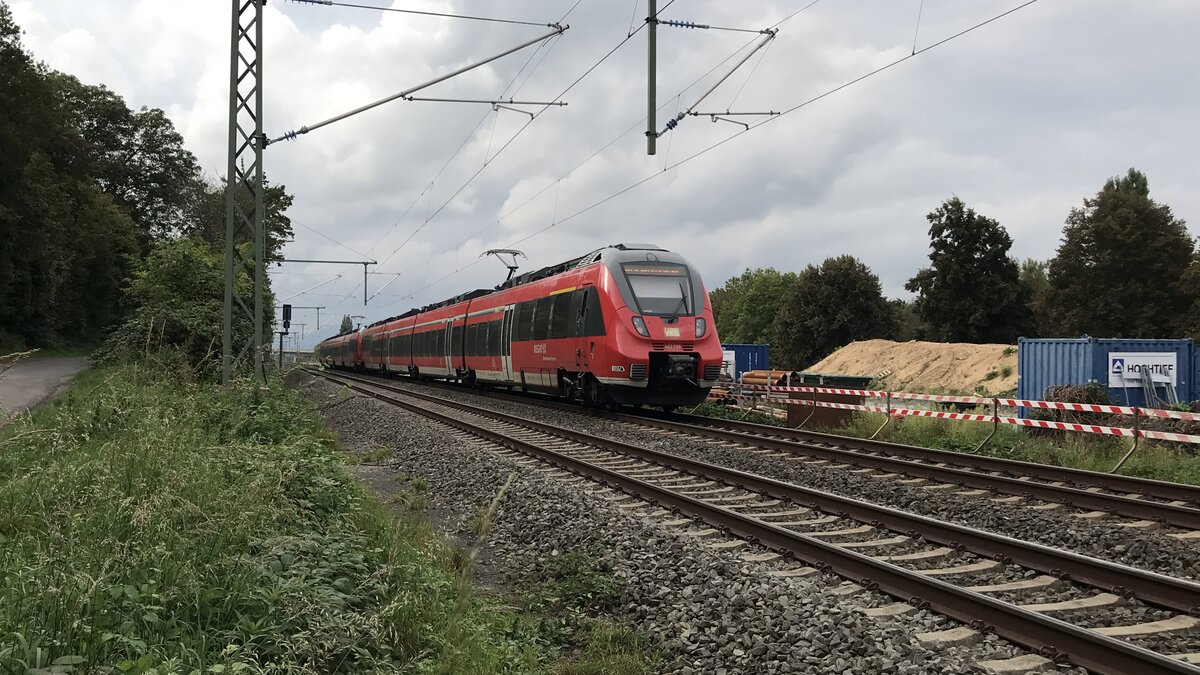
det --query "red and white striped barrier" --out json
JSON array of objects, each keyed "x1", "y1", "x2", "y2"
[{"x1": 730, "y1": 383, "x2": 1199, "y2": 445}]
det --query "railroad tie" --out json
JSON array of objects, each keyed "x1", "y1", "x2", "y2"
[
  {"x1": 838, "y1": 535, "x2": 910, "y2": 550},
  {"x1": 857, "y1": 602, "x2": 916, "y2": 618},
  {"x1": 805, "y1": 524, "x2": 876, "y2": 539},
  {"x1": 767, "y1": 566, "x2": 818, "y2": 578},
  {"x1": 919, "y1": 559, "x2": 1001, "y2": 577},
  {"x1": 1029, "y1": 502, "x2": 1063, "y2": 511},
  {"x1": 915, "y1": 626, "x2": 981, "y2": 647},
  {"x1": 875, "y1": 547, "x2": 954, "y2": 563},
  {"x1": 974, "y1": 654, "x2": 1055, "y2": 674},
  {"x1": 705, "y1": 539, "x2": 749, "y2": 551},
  {"x1": 1094, "y1": 615, "x2": 1200, "y2": 637},
  {"x1": 740, "y1": 552, "x2": 782, "y2": 563},
  {"x1": 1019, "y1": 592, "x2": 1123, "y2": 614},
  {"x1": 966, "y1": 575, "x2": 1061, "y2": 594}
]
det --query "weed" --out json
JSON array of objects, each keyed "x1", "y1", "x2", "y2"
[
  {"x1": 410, "y1": 477, "x2": 429, "y2": 493},
  {"x1": 982, "y1": 370, "x2": 999, "y2": 381},
  {"x1": 829, "y1": 411, "x2": 1200, "y2": 485},
  {"x1": 1002, "y1": 346, "x2": 1017, "y2": 356},
  {"x1": 690, "y1": 401, "x2": 785, "y2": 427},
  {"x1": 358, "y1": 445, "x2": 391, "y2": 463},
  {"x1": 1000, "y1": 365, "x2": 1013, "y2": 378},
  {"x1": 0, "y1": 360, "x2": 648, "y2": 673}
]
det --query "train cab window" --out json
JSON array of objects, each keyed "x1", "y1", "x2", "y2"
[
  {"x1": 620, "y1": 262, "x2": 693, "y2": 316},
  {"x1": 531, "y1": 297, "x2": 553, "y2": 340},
  {"x1": 550, "y1": 293, "x2": 572, "y2": 339}
]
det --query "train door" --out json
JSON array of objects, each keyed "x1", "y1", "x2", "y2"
[
  {"x1": 500, "y1": 307, "x2": 514, "y2": 383},
  {"x1": 442, "y1": 321, "x2": 453, "y2": 375},
  {"x1": 571, "y1": 288, "x2": 590, "y2": 371}
]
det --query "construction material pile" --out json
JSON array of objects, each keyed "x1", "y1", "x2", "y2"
[{"x1": 806, "y1": 339, "x2": 1017, "y2": 395}]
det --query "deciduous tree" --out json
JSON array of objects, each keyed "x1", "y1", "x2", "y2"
[
  {"x1": 709, "y1": 268, "x2": 797, "y2": 345},
  {"x1": 1046, "y1": 169, "x2": 1195, "y2": 338},
  {"x1": 772, "y1": 256, "x2": 895, "y2": 369},
  {"x1": 906, "y1": 197, "x2": 1031, "y2": 343}
]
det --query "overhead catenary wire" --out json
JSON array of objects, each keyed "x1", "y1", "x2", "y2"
[
  {"x1": 382, "y1": 0, "x2": 1041, "y2": 307},
  {"x1": 369, "y1": 7, "x2": 653, "y2": 272},
  {"x1": 288, "y1": 0, "x2": 558, "y2": 28},
  {"x1": 268, "y1": 26, "x2": 567, "y2": 144},
  {"x1": 659, "y1": 30, "x2": 776, "y2": 136},
  {"x1": 365, "y1": 38, "x2": 559, "y2": 266},
  {"x1": 378, "y1": 16, "x2": 800, "y2": 300},
  {"x1": 292, "y1": 219, "x2": 374, "y2": 260}
]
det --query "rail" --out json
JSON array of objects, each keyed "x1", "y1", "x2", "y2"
[{"x1": 310, "y1": 368, "x2": 1200, "y2": 675}]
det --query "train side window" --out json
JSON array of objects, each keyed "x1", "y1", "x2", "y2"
[
  {"x1": 465, "y1": 324, "x2": 476, "y2": 357},
  {"x1": 452, "y1": 324, "x2": 463, "y2": 357},
  {"x1": 583, "y1": 289, "x2": 606, "y2": 336},
  {"x1": 514, "y1": 301, "x2": 533, "y2": 341},
  {"x1": 531, "y1": 297, "x2": 553, "y2": 340},
  {"x1": 550, "y1": 293, "x2": 572, "y2": 339},
  {"x1": 486, "y1": 319, "x2": 502, "y2": 355}
]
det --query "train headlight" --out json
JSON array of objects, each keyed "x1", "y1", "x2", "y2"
[
  {"x1": 695, "y1": 317, "x2": 707, "y2": 338},
  {"x1": 631, "y1": 316, "x2": 650, "y2": 337}
]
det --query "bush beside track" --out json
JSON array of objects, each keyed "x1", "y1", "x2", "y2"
[{"x1": 0, "y1": 356, "x2": 653, "y2": 674}]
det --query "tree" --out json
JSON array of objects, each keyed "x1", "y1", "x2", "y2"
[
  {"x1": 1018, "y1": 258, "x2": 1051, "y2": 337},
  {"x1": 1181, "y1": 254, "x2": 1200, "y2": 342},
  {"x1": 50, "y1": 73, "x2": 204, "y2": 252},
  {"x1": 905, "y1": 197, "x2": 1031, "y2": 343},
  {"x1": 340, "y1": 315, "x2": 354, "y2": 334},
  {"x1": 888, "y1": 299, "x2": 923, "y2": 342},
  {"x1": 96, "y1": 237, "x2": 272, "y2": 378},
  {"x1": 708, "y1": 268, "x2": 798, "y2": 344},
  {"x1": 771, "y1": 256, "x2": 895, "y2": 369},
  {"x1": 186, "y1": 176, "x2": 295, "y2": 264},
  {"x1": 1046, "y1": 168, "x2": 1195, "y2": 338}
]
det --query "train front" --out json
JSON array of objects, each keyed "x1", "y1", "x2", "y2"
[{"x1": 599, "y1": 245, "x2": 723, "y2": 409}]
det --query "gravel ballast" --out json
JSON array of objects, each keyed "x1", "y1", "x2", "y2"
[
  {"x1": 296, "y1": 373, "x2": 1093, "y2": 674},
  {"x1": 379, "y1": 377, "x2": 1200, "y2": 583}
]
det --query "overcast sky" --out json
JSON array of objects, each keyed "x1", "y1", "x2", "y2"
[{"x1": 11, "y1": 0, "x2": 1200, "y2": 348}]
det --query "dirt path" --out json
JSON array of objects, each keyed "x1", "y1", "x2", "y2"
[{"x1": 0, "y1": 356, "x2": 87, "y2": 419}]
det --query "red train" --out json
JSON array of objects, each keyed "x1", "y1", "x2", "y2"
[{"x1": 316, "y1": 244, "x2": 722, "y2": 409}]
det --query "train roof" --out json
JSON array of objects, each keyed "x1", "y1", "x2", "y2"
[{"x1": 369, "y1": 243, "x2": 668, "y2": 324}]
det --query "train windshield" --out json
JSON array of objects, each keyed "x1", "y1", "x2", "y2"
[{"x1": 621, "y1": 263, "x2": 693, "y2": 316}]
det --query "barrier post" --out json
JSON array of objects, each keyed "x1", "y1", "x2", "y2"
[
  {"x1": 1110, "y1": 407, "x2": 1142, "y2": 474},
  {"x1": 974, "y1": 398, "x2": 1000, "y2": 452},
  {"x1": 737, "y1": 383, "x2": 755, "y2": 420},
  {"x1": 795, "y1": 386, "x2": 817, "y2": 428},
  {"x1": 869, "y1": 392, "x2": 892, "y2": 439}
]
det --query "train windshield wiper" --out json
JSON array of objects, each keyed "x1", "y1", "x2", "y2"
[{"x1": 666, "y1": 282, "x2": 689, "y2": 322}]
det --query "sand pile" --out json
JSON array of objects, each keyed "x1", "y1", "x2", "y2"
[{"x1": 806, "y1": 339, "x2": 1017, "y2": 395}]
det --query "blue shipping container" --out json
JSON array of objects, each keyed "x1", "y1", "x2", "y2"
[
  {"x1": 1017, "y1": 337, "x2": 1196, "y2": 410},
  {"x1": 721, "y1": 343, "x2": 769, "y2": 380}
]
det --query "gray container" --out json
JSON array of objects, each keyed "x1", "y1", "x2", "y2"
[
  {"x1": 720, "y1": 343, "x2": 769, "y2": 380},
  {"x1": 1017, "y1": 337, "x2": 1195, "y2": 410}
]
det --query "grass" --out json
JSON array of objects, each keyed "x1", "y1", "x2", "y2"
[
  {"x1": 690, "y1": 401, "x2": 786, "y2": 427},
  {"x1": 0, "y1": 358, "x2": 657, "y2": 674},
  {"x1": 828, "y1": 411, "x2": 1200, "y2": 485}
]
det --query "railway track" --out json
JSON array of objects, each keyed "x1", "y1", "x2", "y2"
[
  {"x1": 313, "y1": 368, "x2": 1200, "y2": 674},
  {"x1": 341, "y1": 369, "x2": 1200, "y2": 533}
]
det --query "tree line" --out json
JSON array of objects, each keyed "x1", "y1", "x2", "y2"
[
  {"x1": 713, "y1": 169, "x2": 1200, "y2": 370},
  {"x1": 0, "y1": 4, "x2": 293, "y2": 374}
]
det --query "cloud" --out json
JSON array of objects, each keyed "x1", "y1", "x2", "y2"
[{"x1": 12, "y1": 0, "x2": 1200, "y2": 346}]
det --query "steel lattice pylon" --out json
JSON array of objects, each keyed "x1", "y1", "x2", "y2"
[{"x1": 223, "y1": 0, "x2": 266, "y2": 383}]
